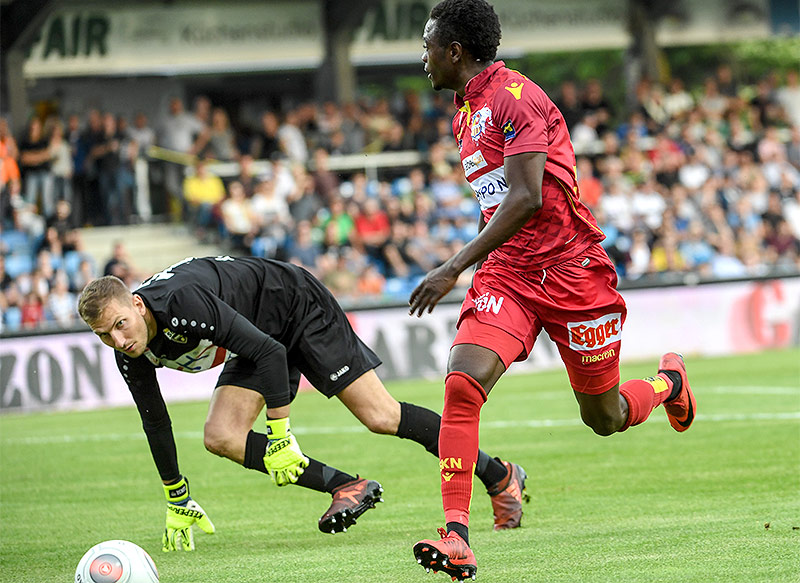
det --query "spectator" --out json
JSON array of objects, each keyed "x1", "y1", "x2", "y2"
[
  {"x1": 220, "y1": 180, "x2": 259, "y2": 253},
  {"x1": 318, "y1": 196, "x2": 355, "y2": 249},
  {"x1": 90, "y1": 113, "x2": 124, "y2": 225},
  {"x1": 18, "y1": 117, "x2": 55, "y2": 220},
  {"x1": 48, "y1": 119, "x2": 73, "y2": 206},
  {"x1": 46, "y1": 269, "x2": 77, "y2": 327},
  {"x1": 20, "y1": 290, "x2": 45, "y2": 329},
  {"x1": 182, "y1": 158, "x2": 226, "y2": 240},
  {"x1": 127, "y1": 112, "x2": 156, "y2": 222},
  {"x1": 278, "y1": 109, "x2": 308, "y2": 165},
  {"x1": 775, "y1": 69, "x2": 800, "y2": 128},
  {"x1": 353, "y1": 197, "x2": 392, "y2": 267},
  {"x1": 285, "y1": 219, "x2": 322, "y2": 274},
  {"x1": 555, "y1": 80, "x2": 584, "y2": 131},
  {"x1": 195, "y1": 107, "x2": 240, "y2": 161},
  {"x1": 311, "y1": 147, "x2": 341, "y2": 204},
  {"x1": 158, "y1": 97, "x2": 205, "y2": 217},
  {"x1": 663, "y1": 78, "x2": 695, "y2": 120},
  {"x1": 102, "y1": 241, "x2": 142, "y2": 287}
]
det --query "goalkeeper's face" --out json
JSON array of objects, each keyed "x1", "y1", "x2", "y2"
[{"x1": 90, "y1": 295, "x2": 152, "y2": 358}]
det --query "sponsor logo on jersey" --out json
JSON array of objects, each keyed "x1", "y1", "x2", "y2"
[
  {"x1": 144, "y1": 339, "x2": 235, "y2": 372},
  {"x1": 162, "y1": 328, "x2": 188, "y2": 344},
  {"x1": 502, "y1": 119, "x2": 516, "y2": 141},
  {"x1": 462, "y1": 149, "x2": 488, "y2": 177},
  {"x1": 469, "y1": 166, "x2": 510, "y2": 209},
  {"x1": 567, "y1": 313, "x2": 622, "y2": 351},
  {"x1": 581, "y1": 348, "x2": 616, "y2": 364},
  {"x1": 329, "y1": 365, "x2": 350, "y2": 381},
  {"x1": 473, "y1": 292, "x2": 504, "y2": 314},
  {"x1": 505, "y1": 81, "x2": 524, "y2": 100},
  {"x1": 470, "y1": 106, "x2": 492, "y2": 143}
]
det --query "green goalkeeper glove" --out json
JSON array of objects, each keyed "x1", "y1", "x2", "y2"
[
  {"x1": 264, "y1": 417, "x2": 309, "y2": 486},
  {"x1": 162, "y1": 476, "x2": 215, "y2": 552}
]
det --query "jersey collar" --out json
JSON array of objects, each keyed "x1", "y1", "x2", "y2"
[{"x1": 454, "y1": 61, "x2": 505, "y2": 108}]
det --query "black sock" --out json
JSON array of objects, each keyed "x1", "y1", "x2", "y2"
[
  {"x1": 243, "y1": 431, "x2": 355, "y2": 493},
  {"x1": 446, "y1": 522, "x2": 469, "y2": 546},
  {"x1": 397, "y1": 402, "x2": 440, "y2": 455},
  {"x1": 659, "y1": 370, "x2": 682, "y2": 401},
  {"x1": 243, "y1": 430, "x2": 269, "y2": 473},
  {"x1": 397, "y1": 402, "x2": 508, "y2": 489},
  {"x1": 478, "y1": 455, "x2": 509, "y2": 490},
  {"x1": 296, "y1": 458, "x2": 356, "y2": 493}
]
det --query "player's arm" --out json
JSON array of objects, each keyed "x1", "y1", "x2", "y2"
[
  {"x1": 115, "y1": 352, "x2": 215, "y2": 552},
  {"x1": 409, "y1": 151, "x2": 545, "y2": 316}
]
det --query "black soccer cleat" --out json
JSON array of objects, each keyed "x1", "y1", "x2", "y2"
[{"x1": 318, "y1": 477, "x2": 383, "y2": 533}]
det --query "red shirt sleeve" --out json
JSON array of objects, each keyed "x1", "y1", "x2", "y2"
[{"x1": 492, "y1": 78, "x2": 551, "y2": 157}]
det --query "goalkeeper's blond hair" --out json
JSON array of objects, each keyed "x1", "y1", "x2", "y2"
[{"x1": 78, "y1": 275, "x2": 133, "y2": 325}]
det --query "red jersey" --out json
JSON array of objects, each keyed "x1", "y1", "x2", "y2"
[{"x1": 453, "y1": 61, "x2": 604, "y2": 270}]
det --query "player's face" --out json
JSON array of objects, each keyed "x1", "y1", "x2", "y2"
[
  {"x1": 90, "y1": 295, "x2": 150, "y2": 358},
  {"x1": 421, "y1": 19, "x2": 451, "y2": 91}
]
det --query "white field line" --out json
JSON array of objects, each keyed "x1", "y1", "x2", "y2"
[{"x1": 3, "y1": 411, "x2": 799, "y2": 446}]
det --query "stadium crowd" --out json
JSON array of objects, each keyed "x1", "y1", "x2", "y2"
[{"x1": 1, "y1": 65, "x2": 800, "y2": 333}]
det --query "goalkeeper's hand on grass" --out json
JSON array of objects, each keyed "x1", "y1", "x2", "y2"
[
  {"x1": 162, "y1": 476, "x2": 215, "y2": 552},
  {"x1": 264, "y1": 417, "x2": 309, "y2": 486}
]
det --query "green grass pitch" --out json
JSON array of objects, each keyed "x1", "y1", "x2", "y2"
[{"x1": 1, "y1": 349, "x2": 798, "y2": 582}]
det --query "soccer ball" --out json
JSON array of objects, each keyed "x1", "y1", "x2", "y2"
[{"x1": 75, "y1": 540, "x2": 159, "y2": 583}]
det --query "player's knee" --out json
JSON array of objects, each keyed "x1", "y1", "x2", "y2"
[
  {"x1": 580, "y1": 410, "x2": 623, "y2": 436},
  {"x1": 203, "y1": 422, "x2": 234, "y2": 458},
  {"x1": 362, "y1": 410, "x2": 397, "y2": 435}
]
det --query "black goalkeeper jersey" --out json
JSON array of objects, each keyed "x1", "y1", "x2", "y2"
[{"x1": 115, "y1": 256, "x2": 340, "y2": 481}]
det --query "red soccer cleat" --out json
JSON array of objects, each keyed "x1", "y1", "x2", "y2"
[
  {"x1": 318, "y1": 477, "x2": 383, "y2": 533},
  {"x1": 413, "y1": 528, "x2": 477, "y2": 581},
  {"x1": 659, "y1": 352, "x2": 696, "y2": 432},
  {"x1": 487, "y1": 460, "x2": 530, "y2": 530}
]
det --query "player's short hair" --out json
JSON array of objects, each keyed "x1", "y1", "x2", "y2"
[
  {"x1": 78, "y1": 275, "x2": 132, "y2": 325},
  {"x1": 429, "y1": 0, "x2": 501, "y2": 62}
]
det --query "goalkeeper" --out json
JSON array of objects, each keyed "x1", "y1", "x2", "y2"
[{"x1": 78, "y1": 256, "x2": 527, "y2": 551}]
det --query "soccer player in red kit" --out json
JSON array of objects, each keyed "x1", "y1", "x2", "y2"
[{"x1": 410, "y1": 0, "x2": 696, "y2": 579}]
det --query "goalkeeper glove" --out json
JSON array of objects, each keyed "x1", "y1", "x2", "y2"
[
  {"x1": 162, "y1": 476, "x2": 215, "y2": 552},
  {"x1": 264, "y1": 417, "x2": 309, "y2": 486}
]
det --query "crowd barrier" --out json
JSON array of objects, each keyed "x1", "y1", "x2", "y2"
[{"x1": 2, "y1": 276, "x2": 798, "y2": 414}]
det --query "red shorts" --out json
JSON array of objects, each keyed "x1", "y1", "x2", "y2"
[{"x1": 453, "y1": 243, "x2": 626, "y2": 395}]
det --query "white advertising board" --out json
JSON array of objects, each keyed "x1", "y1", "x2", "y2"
[
  {"x1": 21, "y1": 0, "x2": 771, "y2": 78},
  {"x1": 1, "y1": 277, "x2": 798, "y2": 414}
]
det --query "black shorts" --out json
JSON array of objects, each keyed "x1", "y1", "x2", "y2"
[{"x1": 215, "y1": 272, "x2": 381, "y2": 400}]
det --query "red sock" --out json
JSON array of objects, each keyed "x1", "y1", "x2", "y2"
[
  {"x1": 439, "y1": 371, "x2": 487, "y2": 527},
  {"x1": 618, "y1": 374, "x2": 672, "y2": 431}
]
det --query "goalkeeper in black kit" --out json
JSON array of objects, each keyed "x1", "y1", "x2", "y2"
[{"x1": 78, "y1": 256, "x2": 528, "y2": 551}]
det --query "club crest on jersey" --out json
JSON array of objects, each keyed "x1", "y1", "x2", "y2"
[
  {"x1": 162, "y1": 328, "x2": 188, "y2": 343},
  {"x1": 502, "y1": 119, "x2": 516, "y2": 141},
  {"x1": 462, "y1": 150, "x2": 488, "y2": 177},
  {"x1": 470, "y1": 106, "x2": 492, "y2": 143}
]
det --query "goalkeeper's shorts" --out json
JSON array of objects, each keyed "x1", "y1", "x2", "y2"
[{"x1": 216, "y1": 273, "x2": 382, "y2": 400}]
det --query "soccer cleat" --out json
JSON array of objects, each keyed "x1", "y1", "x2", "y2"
[
  {"x1": 659, "y1": 352, "x2": 696, "y2": 432},
  {"x1": 318, "y1": 477, "x2": 383, "y2": 534},
  {"x1": 413, "y1": 528, "x2": 477, "y2": 581},
  {"x1": 487, "y1": 460, "x2": 530, "y2": 530}
]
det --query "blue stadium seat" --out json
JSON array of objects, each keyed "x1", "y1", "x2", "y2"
[
  {"x1": 1, "y1": 230, "x2": 31, "y2": 255},
  {"x1": 5, "y1": 254, "x2": 34, "y2": 279}
]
